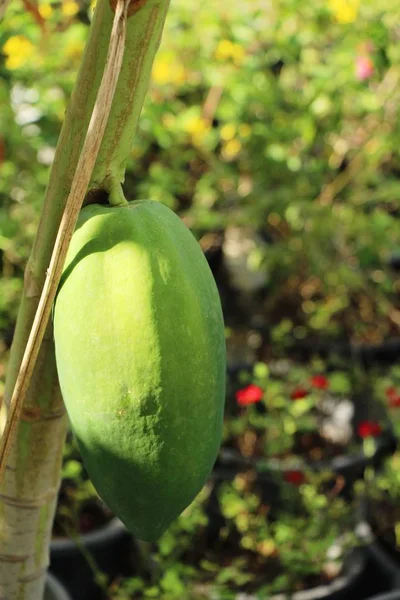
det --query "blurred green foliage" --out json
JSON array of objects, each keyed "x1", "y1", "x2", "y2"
[
  {"x1": 1, "y1": 0, "x2": 400, "y2": 371},
  {"x1": 107, "y1": 471, "x2": 356, "y2": 598},
  {"x1": 1, "y1": 5, "x2": 399, "y2": 595}
]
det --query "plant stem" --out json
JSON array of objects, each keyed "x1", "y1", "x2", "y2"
[
  {"x1": 0, "y1": 0, "x2": 169, "y2": 598},
  {"x1": 0, "y1": 0, "x2": 129, "y2": 485},
  {"x1": 105, "y1": 175, "x2": 130, "y2": 207}
]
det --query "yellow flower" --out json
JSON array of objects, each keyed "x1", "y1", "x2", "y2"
[
  {"x1": 62, "y1": 0, "x2": 80, "y2": 17},
  {"x1": 215, "y1": 39, "x2": 245, "y2": 65},
  {"x1": 215, "y1": 40, "x2": 232, "y2": 60},
  {"x1": 329, "y1": 0, "x2": 360, "y2": 23},
  {"x1": 152, "y1": 54, "x2": 185, "y2": 86},
  {"x1": 231, "y1": 44, "x2": 245, "y2": 66},
  {"x1": 38, "y1": 3, "x2": 53, "y2": 18},
  {"x1": 183, "y1": 115, "x2": 209, "y2": 146},
  {"x1": 3, "y1": 35, "x2": 34, "y2": 70},
  {"x1": 220, "y1": 123, "x2": 236, "y2": 141},
  {"x1": 222, "y1": 138, "x2": 242, "y2": 161}
]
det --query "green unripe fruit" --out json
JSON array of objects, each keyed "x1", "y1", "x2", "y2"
[{"x1": 53, "y1": 200, "x2": 226, "y2": 541}]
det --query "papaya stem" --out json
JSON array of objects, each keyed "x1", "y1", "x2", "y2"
[
  {"x1": 0, "y1": 0, "x2": 130, "y2": 483},
  {"x1": 105, "y1": 175, "x2": 130, "y2": 207}
]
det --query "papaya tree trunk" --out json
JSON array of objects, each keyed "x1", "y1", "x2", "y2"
[{"x1": 0, "y1": 1, "x2": 169, "y2": 598}]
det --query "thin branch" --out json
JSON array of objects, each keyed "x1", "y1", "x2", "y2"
[
  {"x1": 0, "y1": 0, "x2": 131, "y2": 482},
  {"x1": 202, "y1": 85, "x2": 224, "y2": 125},
  {"x1": 22, "y1": 0, "x2": 46, "y2": 31},
  {"x1": 0, "y1": 0, "x2": 11, "y2": 21}
]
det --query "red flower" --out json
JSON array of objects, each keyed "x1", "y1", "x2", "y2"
[
  {"x1": 291, "y1": 387, "x2": 309, "y2": 400},
  {"x1": 386, "y1": 386, "x2": 398, "y2": 399},
  {"x1": 385, "y1": 387, "x2": 400, "y2": 407},
  {"x1": 386, "y1": 386, "x2": 397, "y2": 399},
  {"x1": 284, "y1": 470, "x2": 305, "y2": 486},
  {"x1": 357, "y1": 420, "x2": 382, "y2": 438},
  {"x1": 310, "y1": 375, "x2": 329, "y2": 390},
  {"x1": 236, "y1": 384, "x2": 264, "y2": 407}
]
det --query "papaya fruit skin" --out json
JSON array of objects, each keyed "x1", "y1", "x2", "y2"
[{"x1": 53, "y1": 200, "x2": 226, "y2": 541}]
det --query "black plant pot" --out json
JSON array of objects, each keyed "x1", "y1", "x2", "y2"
[
  {"x1": 388, "y1": 252, "x2": 400, "y2": 272},
  {"x1": 355, "y1": 501, "x2": 400, "y2": 594},
  {"x1": 49, "y1": 518, "x2": 136, "y2": 600},
  {"x1": 217, "y1": 424, "x2": 397, "y2": 487},
  {"x1": 269, "y1": 548, "x2": 368, "y2": 600},
  {"x1": 367, "y1": 593, "x2": 400, "y2": 600},
  {"x1": 366, "y1": 539, "x2": 400, "y2": 590},
  {"x1": 45, "y1": 573, "x2": 72, "y2": 600},
  {"x1": 287, "y1": 338, "x2": 400, "y2": 370}
]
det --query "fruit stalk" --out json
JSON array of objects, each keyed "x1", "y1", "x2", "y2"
[{"x1": 0, "y1": 0, "x2": 170, "y2": 598}]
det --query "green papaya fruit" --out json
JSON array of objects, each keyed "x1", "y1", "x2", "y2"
[{"x1": 53, "y1": 200, "x2": 226, "y2": 541}]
